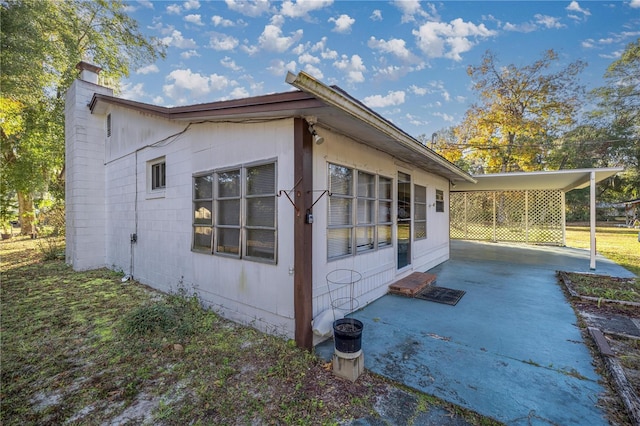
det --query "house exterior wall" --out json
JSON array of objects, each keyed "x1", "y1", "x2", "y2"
[
  {"x1": 310, "y1": 128, "x2": 451, "y2": 332},
  {"x1": 65, "y1": 79, "x2": 113, "y2": 270},
  {"x1": 75, "y1": 99, "x2": 299, "y2": 337},
  {"x1": 66, "y1": 81, "x2": 453, "y2": 342}
]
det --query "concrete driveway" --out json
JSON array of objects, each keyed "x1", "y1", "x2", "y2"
[{"x1": 316, "y1": 240, "x2": 636, "y2": 425}]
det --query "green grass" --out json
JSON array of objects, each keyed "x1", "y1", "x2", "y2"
[
  {"x1": 1, "y1": 236, "x2": 500, "y2": 426},
  {"x1": 565, "y1": 226, "x2": 640, "y2": 276}
]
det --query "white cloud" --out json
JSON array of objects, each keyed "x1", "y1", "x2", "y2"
[
  {"x1": 229, "y1": 87, "x2": 250, "y2": 99},
  {"x1": 312, "y1": 37, "x2": 338, "y2": 59},
  {"x1": 185, "y1": 14, "x2": 204, "y2": 25},
  {"x1": 409, "y1": 85, "x2": 428, "y2": 96},
  {"x1": 184, "y1": 0, "x2": 200, "y2": 10},
  {"x1": 137, "y1": 0, "x2": 154, "y2": 9},
  {"x1": 225, "y1": 0, "x2": 272, "y2": 17},
  {"x1": 333, "y1": 54, "x2": 366, "y2": 83},
  {"x1": 566, "y1": 1, "x2": 591, "y2": 16},
  {"x1": 433, "y1": 111, "x2": 454, "y2": 122},
  {"x1": 209, "y1": 33, "x2": 239, "y2": 50},
  {"x1": 581, "y1": 38, "x2": 595, "y2": 48},
  {"x1": 534, "y1": 14, "x2": 564, "y2": 29},
  {"x1": 212, "y1": 15, "x2": 235, "y2": 27},
  {"x1": 363, "y1": 90, "x2": 405, "y2": 108},
  {"x1": 280, "y1": 0, "x2": 333, "y2": 19},
  {"x1": 503, "y1": 22, "x2": 537, "y2": 33},
  {"x1": 136, "y1": 64, "x2": 159, "y2": 74},
  {"x1": 406, "y1": 113, "x2": 428, "y2": 126},
  {"x1": 267, "y1": 59, "x2": 297, "y2": 76},
  {"x1": 394, "y1": 0, "x2": 435, "y2": 23},
  {"x1": 631, "y1": 0, "x2": 640, "y2": 8},
  {"x1": 162, "y1": 30, "x2": 197, "y2": 49},
  {"x1": 329, "y1": 14, "x2": 355, "y2": 33},
  {"x1": 166, "y1": 4, "x2": 182, "y2": 14},
  {"x1": 152, "y1": 96, "x2": 164, "y2": 104},
  {"x1": 368, "y1": 37, "x2": 420, "y2": 63},
  {"x1": 304, "y1": 64, "x2": 324, "y2": 79},
  {"x1": 299, "y1": 52, "x2": 320, "y2": 64},
  {"x1": 258, "y1": 17, "x2": 303, "y2": 52},
  {"x1": 120, "y1": 82, "x2": 146, "y2": 100},
  {"x1": 413, "y1": 18, "x2": 497, "y2": 61},
  {"x1": 181, "y1": 49, "x2": 201, "y2": 59},
  {"x1": 370, "y1": 9, "x2": 382, "y2": 21},
  {"x1": 221, "y1": 56, "x2": 242, "y2": 71},
  {"x1": 209, "y1": 73, "x2": 232, "y2": 91},
  {"x1": 163, "y1": 69, "x2": 233, "y2": 103}
]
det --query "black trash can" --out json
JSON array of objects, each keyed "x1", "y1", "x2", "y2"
[{"x1": 333, "y1": 318, "x2": 363, "y2": 353}]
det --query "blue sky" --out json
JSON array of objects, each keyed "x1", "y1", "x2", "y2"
[{"x1": 121, "y1": 0, "x2": 640, "y2": 137}]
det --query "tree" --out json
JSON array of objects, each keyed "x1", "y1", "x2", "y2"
[
  {"x1": 0, "y1": 0, "x2": 165, "y2": 234},
  {"x1": 455, "y1": 50, "x2": 586, "y2": 173},
  {"x1": 589, "y1": 39, "x2": 640, "y2": 200}
]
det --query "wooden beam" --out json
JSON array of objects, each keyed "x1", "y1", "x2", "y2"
[{"x1": 293, "y1": 118, "x2": 313, "y2": 350}]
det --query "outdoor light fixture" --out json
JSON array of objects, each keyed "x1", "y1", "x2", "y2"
[{"x1": 305, "y1": 116, "x2": 325, "y2": 145}]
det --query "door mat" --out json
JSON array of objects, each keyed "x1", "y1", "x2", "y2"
[{"x1": 415, "y1": 286, "x2": 465, "y2": 306}]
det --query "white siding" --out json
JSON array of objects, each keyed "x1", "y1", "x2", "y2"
[
  {"x1": 65, "y1": 79, "x2": 113, "y2": 270},
  {"x1": 310, "y1": 129, "x2": 451, "y2": 340},
  {"x1": 68, "y1": 87, "x2": 454, "y2": 341},
  {"x1": 99, "y1": 108, "x2": 298, "y2": 337}
]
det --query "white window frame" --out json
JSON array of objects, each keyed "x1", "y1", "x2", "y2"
[
  {"x1": 414, "y1": 184, "x2": 427, "y2": 240},
  {"x1": 192, "y1": 160, "x2": 277, "y2": 264},
  {"x1": 436, "y1": 189, "x2": 445, "y2": 213},
  {"x1": 147, "y1": 157, "x2": 166, "y2": 198},
  {"x1": 327, "y1": 162, "x2": 394, "y2": 260}
]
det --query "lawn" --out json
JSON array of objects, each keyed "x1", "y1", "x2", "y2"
[
  {"x1": 565, "y1": 226, "x2": 640, "y2": 276},
  {"x1": 0, "y1": 236, "x2": 498, "y2": 425}
]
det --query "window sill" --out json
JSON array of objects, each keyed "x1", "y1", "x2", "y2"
[{"x1": 146, "y1": 189, "x2": 165, "y2": 200}]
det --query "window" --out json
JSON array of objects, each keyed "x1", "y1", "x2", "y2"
[
  {"x1": 151, "y1": 161, "x2": 166, "y2": 190},
  {"x1": 192, "y1": 161, "x2": 277, "y2": 263},
  {"x1": 245, "y1": 163, "x2": 276, "y2": 260},
  {"x1": 216, "y1": 169, "x2": 241, "y2": 255},
  {"x1": 106, "y1": 113, "x2": 111, "y2": 137},
  {"x1": 193, "y1": 175, "x2": 213, "y2": 251},
  {"x1": 328, "y1": 164, "x2": 353, "y2": 258},
  {"x1": 147, "y1": 157, "x2": 166, "y2": 196},
  {"x1": 414, "y1": 185, "x2": 427, "y2": 240},
  {"x1": 327, "y1": 163, "x2": 393, "y2": 260},
  {"x1": 436, "y1": 189, "x2": 445, "y2": 212},
  {"x1": 378, "y1": 177, "x2": 392, "y2": 247},
  {"x1": 356, "y1": 171, "x2": 375, "y2": 253}
]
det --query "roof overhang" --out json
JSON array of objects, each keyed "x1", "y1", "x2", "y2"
[
  {"x1": 450, "y1": 168, "x2": 624, "y2": 192},
  {"x1": 89, "y1": 73, "x2": 475, "y2": 184},
  {"x1": 285, "y1": 71, "x2": 475, "y2": 184}
]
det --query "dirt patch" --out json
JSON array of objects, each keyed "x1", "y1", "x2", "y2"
[{"x1": 558, "y1": 271, "x2": 640, "y2": 425}]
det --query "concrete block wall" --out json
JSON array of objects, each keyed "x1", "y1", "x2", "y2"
[{"x1": 65, "y1": 78, "x2": 113, "y2": 270}]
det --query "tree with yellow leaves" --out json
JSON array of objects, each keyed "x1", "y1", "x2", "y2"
[{"x1": 455, "y1": 50, "x2": 586, "y2": 173}]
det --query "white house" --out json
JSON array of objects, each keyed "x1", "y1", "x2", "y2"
[{"x1": 65, "y1": 62, "x2": 476, "y2": 349}]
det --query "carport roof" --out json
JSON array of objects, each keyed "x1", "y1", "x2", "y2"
[{"x1": 450, "y1": 167, "x2": 624, "y2": 192}]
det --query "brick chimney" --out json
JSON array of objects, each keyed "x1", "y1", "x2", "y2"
[{"x1": 76, "y1": 61, "x2": 102, "y2": 85}]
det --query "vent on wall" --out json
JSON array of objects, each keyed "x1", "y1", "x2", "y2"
[{"x1": 106, "y1": 113, "x2": 111, "y2": 137}]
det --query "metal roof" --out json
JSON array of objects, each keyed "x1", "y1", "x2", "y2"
[{"x1": 450, "y1": 168, "x2": 624, "y2": 192}]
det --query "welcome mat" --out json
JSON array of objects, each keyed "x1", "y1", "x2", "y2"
[{"x1": 415, "y1": 286, "x2": 465, "y2": 306}]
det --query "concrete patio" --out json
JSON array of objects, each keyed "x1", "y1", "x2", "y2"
[{"x1": 316, "y1": 240, "x2": 636, "y2": 425}]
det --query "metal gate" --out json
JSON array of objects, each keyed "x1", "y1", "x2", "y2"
[{"x1": 450, "y1": 190, "x2": 565, "y2": 245}]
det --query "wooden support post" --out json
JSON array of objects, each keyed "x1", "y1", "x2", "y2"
[{"x1": 293, "y1": 118, "x2": 313, "y2": 350}]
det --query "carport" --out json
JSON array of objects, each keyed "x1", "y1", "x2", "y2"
[
  {"x1": 316, "y1": 240, "x2": 636, "y2": 425},
  {"x1": 449, "y1": 167, "x2": 623, "y2": 270}
]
